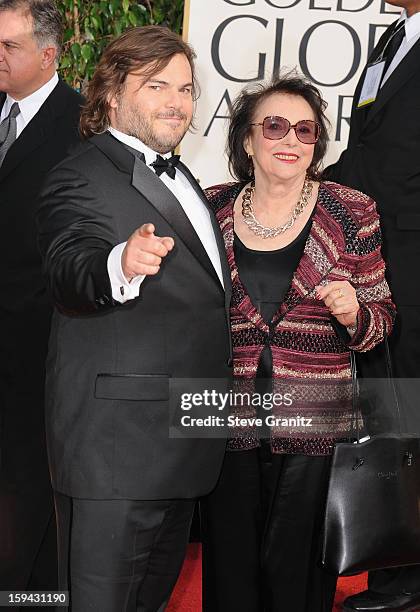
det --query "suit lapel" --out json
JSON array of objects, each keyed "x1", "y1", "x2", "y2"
[
  {"x1": 91, "y1": 132, "x2": 224, "y2": 290},
  {"x1": 364, "y1": 37, "x2": 420, "y2": 128},
  {"x1": 177, "y1": 161, "x2": 211, "y2": 211},
  {"x1": 0, "y1": 80, "x2": 65, "y2": 183},
  {"x1": 350, "y1": 24, "x2": 396, "y2": 137},
  {"x1": 0, "y1": 114, "x2": 46, "y2": 182},
  {"x1": 177, "y1": 161, "x2": 231, "y2": 297},
  {"x1": 90, "y1": 132, "x2": 135, "y2": 174}
]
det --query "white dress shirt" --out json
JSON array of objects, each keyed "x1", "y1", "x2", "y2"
[
  {"x1": 382, "y1": 9, "x2": 420, "y2": 85},
  {"x1": 106, "y1": 127, "x2": 224, "y2": 303},
  {"x1": 0, "y1": 72, "x2": 59, "y2": 137}
]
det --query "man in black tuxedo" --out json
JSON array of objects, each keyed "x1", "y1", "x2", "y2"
[
  {"x1": 0, "y1": 0, "x2": 81, "y2": 593},
  {"x1": 326, "y1": 1, "x2": 420, "y2": 610},
  {"x1": 37, "y1": 25, "x2": 231, "y2": 611}
]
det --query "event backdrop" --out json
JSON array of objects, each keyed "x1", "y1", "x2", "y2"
[{"x1": 180, "y1": 0, "x2": 399, "y2": 187}]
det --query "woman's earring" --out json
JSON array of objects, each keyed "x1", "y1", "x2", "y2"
[{"x1": 248, "y1": 153, "x2": 254, "y2": 177}]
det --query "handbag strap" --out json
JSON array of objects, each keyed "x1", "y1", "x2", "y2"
[
  {"x1": 349, "y1": 349, "x2": 360, "y2": 442},
  {"x1": 350, "y1": 334, "x2": 403, "y2": 442},
  {"x1": 383, "y1": 334, "x2": 403, "y2": 434}
]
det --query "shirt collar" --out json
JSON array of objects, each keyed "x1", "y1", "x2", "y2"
[
  {"x1": 107, "y1": 126, "x2": 170, "y2": 166},
  {"x1": 4, "y1": 72, "x2": 59, "y2": 125},
  {"x1": 400, "y1": 9, "x2": 420, "y2": 42}
]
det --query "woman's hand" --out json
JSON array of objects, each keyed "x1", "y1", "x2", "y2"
[{"x1": 316, "y1": 281, "x2": 360, "y2": 328}]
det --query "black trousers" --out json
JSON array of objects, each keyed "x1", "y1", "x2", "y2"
[
  {"x1": 0, "y1": 364, "x2": 58, "y2": 598},
  {"x1": 358, "y1": 306, "x2": 420, "y2": 595},
  {"x1": 201, "y1": 447, "x2": 336, "y2": 612},
  {"x1": 55, "y1": 493, "x2": 194, "y2": 612},
  {"x1": 0, "y1": 488, "x2": 57, "y2": 591}
]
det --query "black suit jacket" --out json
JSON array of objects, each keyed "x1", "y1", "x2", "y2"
[
  {"x1": 0, "y1": 78, "x2": 82, "y2": 476},
  {"x1": 0, "y1": 79, "x2": 82, "y2": 586},
  {"x1": 37, "y1": 132, "x2": 232, "y2": 500},
  {"x1": 325, "y1": 20, "x2": 420, "y2": 306},
  {"x1": 325, "y1": 26, "x2": 420, "y2": 592}
]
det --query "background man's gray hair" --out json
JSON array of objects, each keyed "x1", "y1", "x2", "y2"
[{"x1": 0, "y1": 0, "x2": 63, "y2": 60}]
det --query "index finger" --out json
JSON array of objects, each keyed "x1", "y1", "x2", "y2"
[{"x1": 138, "y1": 223, "x2": 155, "y2": 237}]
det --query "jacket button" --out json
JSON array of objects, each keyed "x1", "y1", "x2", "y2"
[{"x1": 356, "y1": 142, "x2": 364, "y2": 149}]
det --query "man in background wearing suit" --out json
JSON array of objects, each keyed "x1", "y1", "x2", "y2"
[
  {"x1": 0, "y1": 0, "x2": 81, "y2": 593},
  {"x1": 326, "y1": 1, "x2": 420, "y2": 610},
  {"x1": 37, "y1": 25, "x2": 231, "y2": 611}
]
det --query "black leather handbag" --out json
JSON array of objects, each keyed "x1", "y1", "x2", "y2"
[{"x1": 322, "y1": 342, "x2": 420, "y2": 576}]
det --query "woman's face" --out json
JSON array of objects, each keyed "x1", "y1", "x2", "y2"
[{"x1": 245, "y1": 93, "x2": 317, "y2": 186}]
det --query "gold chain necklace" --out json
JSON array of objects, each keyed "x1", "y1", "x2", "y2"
[{"x1": 241, "y1": 176, "x2": 313, "y2": 239}]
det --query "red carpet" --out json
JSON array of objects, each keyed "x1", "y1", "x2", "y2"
[{"x1": 167, "y1": 543, "x2": 368, "y2": 611}]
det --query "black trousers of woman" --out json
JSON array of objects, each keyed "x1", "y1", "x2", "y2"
[{"x1": 201, "y1": 447, "x2": 337, "y2": 612}]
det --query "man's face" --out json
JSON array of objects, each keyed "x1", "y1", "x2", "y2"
[
  {"x1": 0, "y1": 9, "x2": 54, "y2": 99},
  {"x1": 385, "y1": 1, "x2": 420, "y2": 16},
  {"x1": 109, "y1": 53, "x2": 194, "y2": 154}
]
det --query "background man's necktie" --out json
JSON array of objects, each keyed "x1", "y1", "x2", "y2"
[
  {"x1": 0, "y1": 102, "x2": 20, "y2": 167},
  {"x1": 382, "y1": 21, "x2": 406, "y2": 76}
]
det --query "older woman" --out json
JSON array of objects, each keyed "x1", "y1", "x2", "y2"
[{"x1": 200, "y1": 76, "x2": 395, "y2": 612}]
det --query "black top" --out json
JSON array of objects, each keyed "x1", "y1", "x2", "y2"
[
  {"x1": 234, "y1": 213, "x2": 313, "y2": 387},
  {"x1": 234, "y1": 215, "x2": 313, "y2": 324}
]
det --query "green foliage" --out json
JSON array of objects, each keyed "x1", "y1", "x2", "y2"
[{"x1": 57, "y1": 0, "x2": 185, "y2": 89}]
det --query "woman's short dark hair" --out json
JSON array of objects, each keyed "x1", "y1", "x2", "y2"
[{"x1": 227, "y1": 74, "x2": 330, "y2": 182}]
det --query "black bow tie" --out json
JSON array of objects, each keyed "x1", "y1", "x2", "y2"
[{"x1": 151, "y1": 154, "x2": 180, "y2": 179}]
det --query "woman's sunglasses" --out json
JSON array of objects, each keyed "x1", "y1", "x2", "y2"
[{"x1": 250, "y1": 116, "x2": 321, "y2": 144}]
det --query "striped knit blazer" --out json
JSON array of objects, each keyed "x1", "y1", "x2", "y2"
[{"x1": 206, "y1": 180, "x2": 396, "y2": 455}]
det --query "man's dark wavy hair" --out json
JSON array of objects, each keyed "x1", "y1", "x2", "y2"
[{"x1": 80, "y1": 25, "x2": 198, "y2": 139}]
